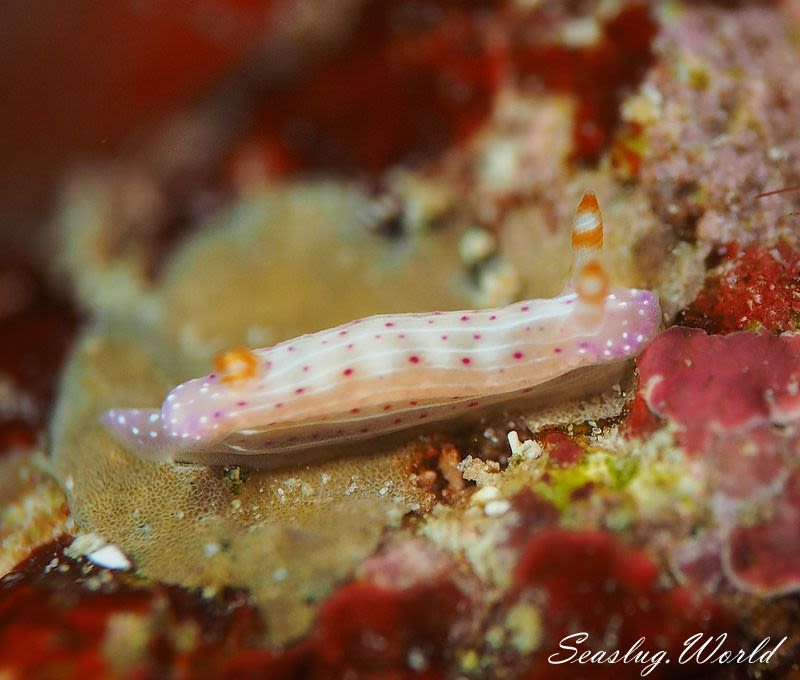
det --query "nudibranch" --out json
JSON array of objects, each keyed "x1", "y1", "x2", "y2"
[{"x1": 103, "y1": 192, "x2": 661, "y2": 466}]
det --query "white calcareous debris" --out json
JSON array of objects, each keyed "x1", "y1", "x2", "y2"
[
  {"x1": 66, "y1": 533, "x2": 132, "y2": 571},
  {"x1": 459, "y1": 228, "x2": 497, "y2": 266},
  {"x1": 507, "y1": 430, "x2": 543, "y2": 459},
  {"x1": 471, "y1": 485, "x2": 501, "y2": 506},
  {"x1": 621, "y1": 82, "x2": 664, "y2": 125},
  {"x1": 203, "y1": 542, "x2": 221, "y2": 558},
  {"x1": 483, "y1": 499, "x2": 512, "y2": 517}
]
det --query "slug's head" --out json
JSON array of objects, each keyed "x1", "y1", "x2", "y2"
[
  {"x1": 571, "y1": 258, "x2": 663, "y2": 356},
  {"x1": 588, "y1": 286, "x2": 662, "y2": 361},
  {"x1": 566, "y1": 191, "x2": 662, "y2": 348}
]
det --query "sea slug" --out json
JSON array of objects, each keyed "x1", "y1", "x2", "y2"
[{"x1": 103, "y1": 192, "x2": 661, "y2": 466}]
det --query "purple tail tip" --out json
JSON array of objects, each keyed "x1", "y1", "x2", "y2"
[{"x1": 101, "y1": 408, "x2": 176, "y2": 461}]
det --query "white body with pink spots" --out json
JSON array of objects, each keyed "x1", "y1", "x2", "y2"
[{"x1": 103, "y1": 288, "x2": 660, "y2": 463}]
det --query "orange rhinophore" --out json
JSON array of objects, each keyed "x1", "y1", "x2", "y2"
[
  {"x1": 575, "y1": 260, "x2": 609, "y2": 306},
  {"x1": 571, "y1": 191, "x2": 604, "y2": 281},
  {"x1": 214, "y1": 347, "x2": 260, "y2": 384}
]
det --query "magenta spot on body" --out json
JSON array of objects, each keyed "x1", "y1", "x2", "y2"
[
  {"x1": 237, "y1": 400, "x2": 247, "y2": 406},
  {"x1": 295, "y1": 388, "x2": 305, "y2": 394},
  {"x1": 209, "y1": 373, "x2": 217, "y2": 380},
  {"x1": 521, "y1": 305, "x2": 530, "y2": 312},
  {"x1": 351, "y1": 408, "x2": 360, "y2": 414},
  {"x1": 441, "y1": 335, "x2": 448, "y2": 341},
  {"x1": 409, "y1": 355, "x2": 420, "y2": 364},
  {"x1": 343, "y1": 368, "x2": 354, "y2": 376},
  {"x1": 525, "y1": 326, "x2": 531, "y2": 332},
  {"x1": 303, "y1": 365, "x2": 310, "y2": 372},
  {"x1": 275, "y1": 402, "x2": 284, "y2": 409},
  {"x1": 427, "y1": 319, "x2": 435, "y2": 324},
  {"x1": 460, "y1": 315, "x2": 470, "y2": 321},
  {"x1": 579, "y1": 342, "x2": 589, "y2": 349},
  {"x1": 409, "y1": 400, "x2": 418, "y2": 406},
  {"x1": 473, "y1": 334, "x2": 481, "y2": 340},
  {"x1": 385, "y1": 322, "x2": 395, "y2": 328},
  {"x1": 213, "y1": 411, "x2": 222, "y2": 419},
  {"x1": 514, "y1": 351, "x2": 524, "y2": 359},
  {"x1": 489, "y1": 315, "x2": 497, "y2": 321},
  {"x1": 374, "y1": 334, "x2": 382, "y2": 339},
  {"x1": 554, "y1": 347, "x2": 562, "y2": 353},
  {"x1": 347, "y1": 343, "x2": 354, "y2": 349},
  {"x1": 462, "y1": 357, "x2": 472, "y2": 365},
  {"x1": 287, "y1": 346, "x2": 295, "y2": 352},
  {"x1": 339, "y1": 330, "x2": 348, "y2": 336}
]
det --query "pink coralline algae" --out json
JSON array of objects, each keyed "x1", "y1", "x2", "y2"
[
  {"x1": 679, "y1": 241, "x2": 800, "y2": 334},
  {"x1": 355, "y1": 537, "x2": 457, "y2": 591},
  {"x1": 510, "y1": 529, "x2": 733, "y2": 679},
  {"x1": 639, "y1": 5, "x2": 800, "y2": 244},
  {"x1": 633, "y1": 328, "x2": 800, "y2": 598},
  {"x1": 506, "y1": 490, "x2": 561, "y2": 551},
  {"x1": 632, "y1": 327, "x2": 800, "y2": 452},
  {"x1": 672, "y1": 427, "x2": 799, "y2": 594},
  {"x1": 311, "y1": 580, "x2": 466, "y2": 678},
  {"x1": 539, "y1": 431, "x2": 582, "y2": 467},
  {"x1": 676, "y1": 433, "x2": 800, "y2": 598},
  {"x1": 1, "y1": 536, "x2": 468, "y2": 679},
  {"x1": 725, "y1": 468, "x2": 800, "y2": 597}
]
